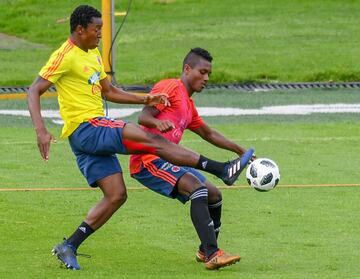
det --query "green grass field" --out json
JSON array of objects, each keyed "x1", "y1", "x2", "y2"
[
  {"x1": 1, "y1": 0, "x2": 360, "y2": 85},
  {"x1": 1, "y1": 1, "x2": 360, "y2": 277},
  {"x1": 0, "y1": 89, "x2": 359, "y2": 278}
]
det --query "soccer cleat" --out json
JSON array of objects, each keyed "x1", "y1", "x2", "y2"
[
  {"x1": 219, "y1": 148, "x2": 255, "y2": 186},
  {"x1": 205, "y1": 249, "x2": 241, "y2": 270},
  {"x1": 196, "y1": 250, "x2": 206, "y2": 263},
  {"x1": 52, "y1": 240, "x2": 80, "y2": 270}
]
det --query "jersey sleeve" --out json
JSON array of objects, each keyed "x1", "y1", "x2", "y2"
[
  {"x1": 188, "y1": 105, "x2": 205, "y2": 131},
  {"x1": 39, "y1": 48, "x2": 70, "y2": 84},
  {"x1": 150, "y1": 80, "x2": 179, "y2": 111}
]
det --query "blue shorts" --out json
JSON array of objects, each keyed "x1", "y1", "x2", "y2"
[
  {"x1": 69, "y1": 117, "x2": 128, "y2": 187},
  {"x1": 131, "y1": 158, "x2": 206, "y2": 204}
]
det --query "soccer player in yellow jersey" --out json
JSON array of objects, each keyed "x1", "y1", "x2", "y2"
[{"x1": 28, "y1": 5, "x2": 254, "y2": 270}]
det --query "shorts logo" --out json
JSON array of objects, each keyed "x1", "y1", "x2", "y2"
[{"x1": 171, "y1": 166, "x2": 180, "y2": 172}]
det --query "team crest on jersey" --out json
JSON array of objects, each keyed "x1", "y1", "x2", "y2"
[
  {"x1": 171, "y1": 166, "x2": 180, "y2": 172},
  {"x1": 92, "y1": 84, "x2": 102, "y2": 95}
]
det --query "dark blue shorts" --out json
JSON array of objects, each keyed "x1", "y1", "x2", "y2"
[
  {"x1": 132, "y1": 158, "x2": 206, "y2": 204},
  {"x1": 69, "y1": 118, "x2": 128, "y2": 187}
]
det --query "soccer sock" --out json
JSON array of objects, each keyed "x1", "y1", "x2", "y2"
[
  {"x1": 199, "y1": 199, "x2": 222, "y2": 252},
  {"x1": 67, "y1": 221, "x2": 94, "y2": 250},
  {"x1": 209, "y1": 199, "x2": 222, "y2": 239},
  {"x1": 189, "y1": 186, "x2": 218, "y2": 258},
  {"x1": 196, "y1": 155, "x2": 225, "y2": 177}
]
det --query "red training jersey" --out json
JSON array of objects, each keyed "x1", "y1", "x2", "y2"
[{"x1": 129, "y1": 79, "x2": 205, "y2": 174}]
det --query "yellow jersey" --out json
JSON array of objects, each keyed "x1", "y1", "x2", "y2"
[{"x1": 39, "y1": 39, "x2": 107, "y2": 138}]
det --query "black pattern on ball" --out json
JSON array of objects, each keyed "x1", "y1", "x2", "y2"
[
  {"x1": 260, "y1": 160, "x2": 275, "y2": 168},
  {"x1": 253, "y1": 186, "x2": 269, "y2": 192},
  {"x1": 274, "y1": 178, "x2": 279, "y2": 188},
  {"x1": 250, "y1": 164, "x2": 257, "y2": 178},
  {"x1": 260, "y1": 173, "x2": 273, "y2": 185}
]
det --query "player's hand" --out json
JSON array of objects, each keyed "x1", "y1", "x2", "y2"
[
  {"x1": 144, "y1": 93, "x2": 170, "y2": 107},
  {"x1": 36, "y1": 130, "x2": 56, "y2": 161},
  {"x1": 155, "y1": 119, "x2": 175, "y2": 133}
]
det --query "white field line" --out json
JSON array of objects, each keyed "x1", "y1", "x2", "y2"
[{"x1": 1, "y1": 103, "x2": 360, "y2": 125}]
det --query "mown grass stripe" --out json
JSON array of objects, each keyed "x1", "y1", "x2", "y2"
[{"x1": 1, "y1": 183, "x2": 359, "y2": 192}]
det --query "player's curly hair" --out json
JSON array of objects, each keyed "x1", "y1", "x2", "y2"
[
  {"x1": 183, "y1": 47, "x2": 213, "y2": 70},
  {"x1": 70, "y1": 5, "x2": 102, "y2": 33}
]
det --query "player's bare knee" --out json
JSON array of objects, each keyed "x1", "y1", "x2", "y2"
[
  {"x1": 108, "y1": 190, "x2": 127, "y2": 208},
  {"x1": 178, "y1": 173, "x2": 205, "y2": 196},
  {"x1": 207, "y1": 183, "x2": 222, "y2": 203}
]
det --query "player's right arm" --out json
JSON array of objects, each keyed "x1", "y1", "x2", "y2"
[
  {"x1": 28, "y1": 76, "x2": 56, "y2": 161},
  {"x1": 138, "y1": 106, "x2": 175, "y2": 133}
]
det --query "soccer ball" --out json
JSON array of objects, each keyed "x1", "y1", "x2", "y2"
[{"x1": 246, "y1": 158, "x2": 280, "y2": 192}]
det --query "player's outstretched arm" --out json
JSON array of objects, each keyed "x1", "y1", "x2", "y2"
[
  {"x1": 28, "y1": 76, "x2": 56, "y2": 161},
  {"x1": 138, "y1": 106, "x2": 175, "y2": 133},
  {"x1": 193, "y1": 123, "x2": 248, "y2": 156},
  {"x1": 100, "y1": 78, "x2": 170, "y2": 106}
]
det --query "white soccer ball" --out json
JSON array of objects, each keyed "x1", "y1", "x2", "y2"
[{"x1": 246, "y1": 158, "x2": 280, "y2": 192}]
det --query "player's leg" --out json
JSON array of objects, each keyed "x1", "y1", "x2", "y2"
[
  {"x1": 177, "y1": 172, "x2": 240, "y2": 269},
  {"x1": 122, "y1": 123, "x2": 254, "y2": 185},
  {"x1": 52, "y1": 173, "x2": 126, "y2": 270},
  {"x1": 83, "y1": 173, "x2": 127, "y2": 230},
  {"x1": 53, "y1": 122, "x2": 128, "y2": 270},
  {"x1": 206, "y1": 181, "x2": 222, "y2": 240},
  {"x1": 132, "y1": 160, "x2": 240, "y2": 269},
  {"x1": 132, "y1": 159, "x2": 218, "y2": 258},
  {"x1": 176, "y1": 173, "x2": 219, "y2": 259},
  {"x1": 196, "y1": 181, "x2": 222, "y2": 262}
]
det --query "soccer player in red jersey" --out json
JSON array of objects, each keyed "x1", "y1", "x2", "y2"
[
  {"x1": 27, "y1": 6, "x2": 254, "y2": 270},
  {"x1": 130, "y1": 48, "x2": 255, "y2": 270}
]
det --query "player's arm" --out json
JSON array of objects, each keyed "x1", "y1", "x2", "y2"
[
  {"x1": 138, "y1": 106, "x2": 175, "y2": 133},
  {"x1": 27, "y1": 76, "x2": 56, "y2": 161},
  {"x1": 192, "y1": 123, "x2": 248, "y2": 156},
  {"x1": 100, "y1": 78, "x2": 170, "y2": 106}
]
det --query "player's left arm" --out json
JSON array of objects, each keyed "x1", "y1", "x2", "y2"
[
  {"x1": 138, "y1": 106, "x2": 175, "y2": 133},
  {"x1": 192, "y1": 123, "x2": 248, "y2": 156},
  {"x1": 99, "y1": 78, "x2": 170, "y2": 106}
]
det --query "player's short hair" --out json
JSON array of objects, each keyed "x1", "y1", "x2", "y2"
[
  {"x1": 183, "y1": 47, "x2": 213, "y2": 70},
  {"x1": 70, "y1": 5, "x2": 102, "y2": 33}
]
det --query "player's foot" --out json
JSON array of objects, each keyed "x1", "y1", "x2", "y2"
[
  {"x1": 196, "y1": 250, "x2": 206, "y2": 262},
  {"x1": 52, "y1": 239, "x2": 80, "y2": 270},
  {"x1": 219, "y1": 148, "x2": 255, "y2": 186},
  {"x1": 205, "y1": 249, "x2": 241, "y2": 270}
]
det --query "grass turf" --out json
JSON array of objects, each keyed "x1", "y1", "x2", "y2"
[
  {"x1": 1, "y1": 0, "x2": 360, "y2": 85},
  {"x1": 0, "y1": 88, "x2": 359, "y2": 277},
  {"x1": 0, "y1": 188, "x2": 359, "y2": 278}
]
